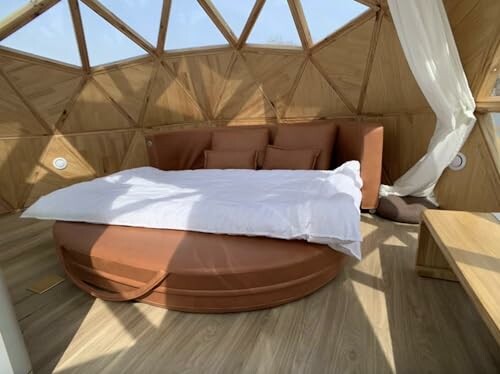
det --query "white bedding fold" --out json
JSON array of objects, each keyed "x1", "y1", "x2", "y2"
[{"x1": 22, "y1": 161, "x2": 363, "y2": 258}]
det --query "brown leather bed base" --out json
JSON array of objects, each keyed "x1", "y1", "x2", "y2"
[{"x1": 54, "y1": 221, "x2": 346, "y2": 313}]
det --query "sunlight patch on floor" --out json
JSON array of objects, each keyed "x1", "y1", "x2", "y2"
[
  {"x1": 54, "y1": 299, "x2": 139, "y2": 370},
  {"x1": 382, "y1": 234, "x2": 408, "y2": 247},
  {"x1": 351, "y1": 248, "x2": 396, "y2": 373}
]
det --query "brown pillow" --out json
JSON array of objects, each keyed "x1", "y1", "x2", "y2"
[
  {"x1": 262, "y1": 146, "x2": 320, "y2": 170},
  {"x1": 204, "y1": 150, "x2": 257, "y2": 169},
  {"x1": 212, "y1": 128, "x2": 269, "y2": 167},
  {"x1": 272, "y1": 123, "x2": 336, "y2": 169}
]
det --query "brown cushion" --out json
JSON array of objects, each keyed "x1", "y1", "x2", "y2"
[
  {"x1": 204, "y1": 150, "x2": 257, "y2": 169},
  {"x1": 212, "y1": 128, "x2": 269, "y2": 167},
  {"x1": 262, "y1": 146, "x2": 319, "y2": 170},
  {"x1": 272, "y1": 123, "x2": 336, "y2": 169},
  {"x1": 377, "y1": 195, "x2": 438, "y2": 224}
]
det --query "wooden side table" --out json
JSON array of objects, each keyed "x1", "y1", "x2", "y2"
[{"x1": 416, "y1": 210, "x2": 500, "y2": 345}]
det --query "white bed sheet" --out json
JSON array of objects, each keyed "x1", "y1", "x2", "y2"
[{"x1": 22, "y1": 161, "x2": 363, "y2": 258}]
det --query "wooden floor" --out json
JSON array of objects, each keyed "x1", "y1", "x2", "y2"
[{"x1": 1, "y1": 213, "x2": 499, "y2": 374}]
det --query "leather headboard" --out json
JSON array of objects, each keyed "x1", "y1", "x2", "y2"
[{"x1": 145, "y1": 121, "x2": 383, "y2": 209}]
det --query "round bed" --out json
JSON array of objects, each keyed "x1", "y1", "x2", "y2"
[
  {"x1": 51, "y1": 121, "x2": 383, "y2": 313},
  {"x1": 54, "y1": 221, "x2": 346, "y2": 313}
]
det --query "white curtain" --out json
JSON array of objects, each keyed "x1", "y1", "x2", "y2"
[{"x1": 381, "y1": 0, "x2": 476, "y2": 197}]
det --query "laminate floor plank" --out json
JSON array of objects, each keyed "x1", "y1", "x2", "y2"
[{"x1": 0, "y1": 213, "x2": 499, "y2": 373}]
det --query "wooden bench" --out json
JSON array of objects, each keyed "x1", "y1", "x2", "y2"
[{"x1": 416, "y1": 210, "x2": 500, "y2": 345}]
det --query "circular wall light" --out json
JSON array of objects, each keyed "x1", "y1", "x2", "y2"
[
  {"x1": 52, "y1": 157, "x2": 68, "y2": 170},
  {"x1": 448, "y1": 152, "x2": 467, "y2": 171}
]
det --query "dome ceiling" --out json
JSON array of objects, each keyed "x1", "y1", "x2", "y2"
[{"x1": 0, "y1": 0, "x2": 370, "y2": 67}]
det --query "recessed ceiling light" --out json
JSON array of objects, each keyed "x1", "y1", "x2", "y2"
[{"x1": 52, "y1": 157, "x2": 68, "y2": 170}]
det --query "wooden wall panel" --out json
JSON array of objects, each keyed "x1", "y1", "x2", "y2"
[
  {"x1": 61, "y1": 80, "x2": 135, "y2": 133},
  {"x1": 94, "y1": 62, "x2": 154, "y2": 123},
  {"x1": 0, "y1": 56, "x2": 82, "y2": 128},
  {"x1": 313, "y1": 18, "x2": 375, "y2": 110},
  {"x1": 0, "y1": 137, "x2": 49, "y2": 209},
  {"x1": 285, "y1": 61, "x2": 351, "y2": 119},
  {"x1": 25, "y1": 137, "x2": 96, "y2": 206},
  {"x1": 143, "y1": 64, "x2": 205, "y2": 127},
  {"x1": 445, "y1": 0, "x2": 500, "y2": 95},
  {"x1": 164, "y1": 52, "x2": 234, "y2": 118},
  {"x1": 242, "y1": 51, "x2": 305, "y2": 117},
  {"x1": 215, "y1": 55, "x2": 276, "y2": 122},
  {"x1": 436, "y1": 115, "x2": 500, "y2": 211},
  {"x1": 25, "y1": 131, "x2": 136, "y2": 205},
  {"x1": 362, "y1": 18, "x2": 429, "y2": 114},
  {"x1": 0, "y1": 72, "x2": 47, "y2": 137},
  {"x1": 65, "y1": 131, "x2": 135, "y2": 176},
  {"x1": 120, "y1": 131, "x2": 149, "y2": 170}
]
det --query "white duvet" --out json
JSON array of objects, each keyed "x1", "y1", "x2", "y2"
[{"x1": 22, "y1": 161, "x2": 363, "y2": 258}]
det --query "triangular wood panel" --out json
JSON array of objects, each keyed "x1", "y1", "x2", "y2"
[
  {"x1": 0, "y1": 137, "x2": 49, "y2": 209},
  {"x1": 65, "y1": 131, "x2": 135, "y2": 176},
  {"x1": 93, "y1": 62, "x2": 154, "y2": 123},
  {"x1": 25, "y1": 136, "x2": 97, "y2": 207},
  {"x1": 362, "y1": 19, "x2": 429, "y2": 114},
  {"x1": 215, "y1": 54, "x2": 276, "y2": 121},
  {"x1": 0, "y1": 70, "x2": 47, "y2": 137},
  {"x1": 313, "y1": 18, "x2": 375, "y2": 110},
  {"x1": 444, "y1": 0, "x2": 500, "y2": 93},
  {"x1": 164, "y1": 51, "x2": 234, "y2": 118},
  {"x1": 0, "y1": 56, "x2": 83, "y2": 128},
  {"x1": 121, "y1": 131, "x2": 149, "y2": 170},
  {"x1": 285, "y1": 61, "x2": 351, "y2": 118},
  {"x1": 60, "y1": 80, "x2": 135, "y2": 133},
  {"x1": 143, "y1": 65, "x2": 205, "y2": 127},
  {"x1": 243, "y1": 52, "x2": 305, "y2": 116}
]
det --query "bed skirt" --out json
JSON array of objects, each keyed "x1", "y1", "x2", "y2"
[{"x1": 53, "y1": 221, "x2": 347, "y2": 313}]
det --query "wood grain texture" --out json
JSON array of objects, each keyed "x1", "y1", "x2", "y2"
[
  {"x1": 419, "y1": 210, "x2": 500, "y2": 345},
  {"x1": 285, "y1": 60, "x2": 351, "y2": 119},
  {"x1": 120, "y1": 131, "x2": 149, "y2": 170},
  {"x1": 362, "y1": 18, "x2": 429, "y2": 114},
  {"x1": 215, "y1": 54, "x2": 276, "y2": 122},
  {"x1": 416, "y1": 222, "x2": 458, "y2": 282},
  {"x1": 164, "y1": 51, "x2": 234, "y2": 118},
  {"x1": 64, "y1": 130, "x2": 135, "y2": 177},
  {"x1": 60, "y1": 80, "x2": 135, "y2": 133},
  {"x1": 0, "y1": 137, "x2": 49, "y2": 209},
  {"x1": 143, "y1": 64, "x2": 206, "y2": 127},
  {"x1": 242, "y1": 51, "x2": 305, "y2": 117},
  {"x1": 93, "y1": 62, "x2": 154, "y2": 123},
  {"x1": 313, "y1": 18, "x2": 375, "y2": 112},
  {"x1": 435, "y1": 115, "x2": 500, "y2": 212},
  {"x1": 1, "y1": 213, "x2": 499, "y2": 373},
  {"x1": 0, "y1": 69, "x2": 47, "y2": 137},
  {"x1": 444, "y1": 0, "x2": 500, "y2": 96},
  {"x1": 0, "y1": 56, "x2": 82, "y2": 128},
  {"x1": 24, "y1": 136, "x2": 96, "y2": 207}
]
